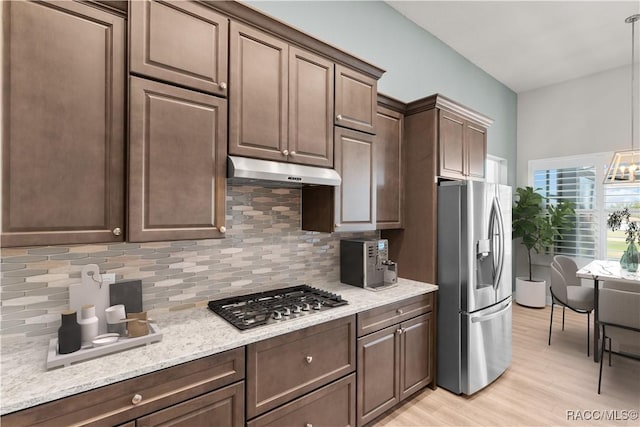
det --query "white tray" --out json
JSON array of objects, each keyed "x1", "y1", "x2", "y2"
[{"x1": 46, "y1": 323, "x2": 163, "y2": 369}]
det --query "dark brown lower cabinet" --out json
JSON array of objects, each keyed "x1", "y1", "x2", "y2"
[
  {"x1": 246, "y1": 315, "x2": 356, "y2": 419},
  {"x1": 247, "y1": 374, "x2": 355, "y2": 427},
  {"x1": 357, "y1": 306, "x2": 435, "y2": 426},
  {"x1": 137, "y1": 382, "x2": 244, "y2": 427},
  {"x1": 357, "y1": 324, "x2": 400, "y2": 425},
  {"x1": 0, "y1": 348, "x2": 244, "y2": 427}
]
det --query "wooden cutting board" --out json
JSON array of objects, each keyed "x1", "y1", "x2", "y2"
[{"x1": 69, "y1": 264, "x2": 110, "y2": 334}]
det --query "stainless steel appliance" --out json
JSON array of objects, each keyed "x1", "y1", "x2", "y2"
[
  {"x1": 208, "y1": 285, "x2": 347, "y2": 330},
  {"x1": 437, "y1": 181, "x2": 512, "y2": 395},
  {"x1": 340, "y1": 239, "x2": 397, "y2": 290}
]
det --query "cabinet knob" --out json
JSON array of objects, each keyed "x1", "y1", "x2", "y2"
[
  {"x1": 336, "y1": 114, "x2": 343, "y2": 121},
  {"x1": 219, "y1": 226, "x2": 226, "y2": 233},
  {"x1": 282, "y1": 149, "x2": 289, "y2": 156},
  {"x1": 334, "y1": 224, "x2": 340, "y2": 228},
  {"x1": 112, "y1": 227, "x2": 122, "y2": 236},
  {"x1": 396, "y1": 308, "x2": 404, "y2": 315},
  {"x1": 306, "y1": 424, "x2": 313, "y2": 427},
  {"x1": 305, "y1": 356, "x2": 313, "y2": 364},
  {"x1": 289, "y1": 151, "x2": 296, "y2": 156},
  {"x1": 219, "y1": 82, "x2": 227, "y2": 90},
  {"x1": 395, "y1": 328, "x2": 403, "y2": 336},
  {"x1": 131, "y1": 393, "x2": 143, "y2": 405}
]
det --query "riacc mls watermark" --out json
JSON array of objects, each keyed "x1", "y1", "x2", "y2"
[{"x1": 567, "y1": 409, "x2": 639, "y2": 422}]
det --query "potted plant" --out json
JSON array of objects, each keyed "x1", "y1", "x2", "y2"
[
  {"x1": 512, "y1": 186, "x2": 575, "y2": 307},
  {"x1": 607, "y1": 208, "x2": 639, "y2": 271}
]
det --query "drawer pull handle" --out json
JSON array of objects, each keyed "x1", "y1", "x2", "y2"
[
  {"x1": 305, "y1": 356, "x2": 313, "y2": 364},
  {"x1": 131, "y1": 393, "x2": 143, "y2": 405},
  {"x1": 396, "y1": 308, "x2": 404, "y2": 315}
]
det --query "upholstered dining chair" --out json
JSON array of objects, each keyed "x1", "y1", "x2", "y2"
[
  {"x1": 549, "y1": 255, "x2": 594, "y2": 356},
  {"x1": 597, "y1": 288, "x2": 640, "y2": 394}
]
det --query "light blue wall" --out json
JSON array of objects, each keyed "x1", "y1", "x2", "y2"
[{"x1": 246, "y1": 0, "x2": 517, "y2": 185}]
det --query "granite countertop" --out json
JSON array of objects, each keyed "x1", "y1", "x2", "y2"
[{"x1": 0, "y1": 278, "x2": 437, "y2": 416}]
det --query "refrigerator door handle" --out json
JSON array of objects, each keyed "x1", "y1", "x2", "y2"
[
  {"x1": 470, "y1": 300, "x2": 512, "y2": 323},
  {"x1": 490, "y1": 197, "x2": 505, "y2": 291}
]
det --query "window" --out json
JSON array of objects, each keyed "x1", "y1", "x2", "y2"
[{"x1": 529, "y1": 153, "x2": 640, "y2": 261}]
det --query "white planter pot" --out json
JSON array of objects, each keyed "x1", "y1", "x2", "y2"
[{"x1": 515, "y1": 277, "x2": 546, "y2": 308}]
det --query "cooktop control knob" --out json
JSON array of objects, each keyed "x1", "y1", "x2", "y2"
[
  {"x1": 273, "y1": 311, "x2": 283, "y2": 320},
  {"x1": 293, "y1": 305, "x2": 302, "y2": 313},
  {"x1": 313, "y1": 301, "x2": 322, "y2": 310},
  {"x1": 302, "y1": 303, "x2": 311, "y2": 311},
  {"x1": 283, "y1": 307, "x2": 291, "y2": 316}
]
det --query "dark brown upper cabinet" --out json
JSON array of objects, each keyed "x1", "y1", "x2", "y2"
[
  {"x1": 335, "y1": 64, "x2": 377, "y2": 135},
  {"x1": 439, "y1": 108, "x2": 489, "y2": 181},
  {"x1": 130, "y1": 0, "x2": 229, "y2": 97},
  {"x1": 229, "y1": 22, "x2": 334, "y2": 168},
  {"x1": 302, "y1": 128, "x2": 375, "y2": 233},
  {"x1": 375, "y1": 96, "x2": 405, "y2": 230},
  {"x1": 1, "y1": 0, "x2": 126, "y2": 247},
  {"x1": 288, "y1": 46, "x2": 334, "y2": 167},
  {"x1": 128, "y1": 77, "x2": 227, "y2": 242}
]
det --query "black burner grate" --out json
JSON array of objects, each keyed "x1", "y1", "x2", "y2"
[{"x1": 208, "y1": 285, "x2": 348, "y2": 330}]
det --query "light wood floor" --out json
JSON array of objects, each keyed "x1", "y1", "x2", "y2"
[{"x1": 374, "y1": 304, "x2": 640, "y2": 426}]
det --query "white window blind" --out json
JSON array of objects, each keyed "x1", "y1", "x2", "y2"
[
  {"x1": 532, "y1": 165, "x2": 598, "y2": 258},
  {"x1": 529, "y1": 153, "x2": 640, "y2": 261}
]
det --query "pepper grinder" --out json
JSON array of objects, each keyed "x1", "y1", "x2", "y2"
[{"x1": 58, "y1": 310, "x2": 81, "y2": 354}]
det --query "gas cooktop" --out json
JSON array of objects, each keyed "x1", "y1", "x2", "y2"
[{"x1": 207, "y1": 285, "x2": 348, "y2": 330}]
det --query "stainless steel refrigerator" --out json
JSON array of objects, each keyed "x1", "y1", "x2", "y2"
[{"x1": 437, "y1": 180, "x2": 512, "y2": 395}]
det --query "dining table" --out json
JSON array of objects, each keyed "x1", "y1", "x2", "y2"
[{"x1": 576, "y1": 260, "x2": 640, "y2": 362}]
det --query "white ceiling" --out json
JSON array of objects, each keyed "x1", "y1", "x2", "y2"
[{"x1": 387, "y1": 1, "x2": 640, "y2": 93}]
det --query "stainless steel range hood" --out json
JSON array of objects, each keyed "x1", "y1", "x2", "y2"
[{"x1": 227, "y1": 156, "x2": 341, "y2": 186}]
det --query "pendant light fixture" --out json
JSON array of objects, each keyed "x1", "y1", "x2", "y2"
[{"x1": 604, "y1": 14, "x2": 640, "y2": 184}]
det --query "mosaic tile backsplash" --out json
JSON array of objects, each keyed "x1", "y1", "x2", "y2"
[{"x1": 0, "y1": 184, "x2": 376, "y2": 338}]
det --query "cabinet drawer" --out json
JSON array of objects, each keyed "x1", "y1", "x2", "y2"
[
  {"x1": 357, "y1": 293, "x2": 433, "y2": 337},
  {"x1": 247, "y1": 316, "x2": 356, "y2": 418},
  {"x1": 247, "y1": 374, "x2": 355, "y2": 427},
  {"x1": 2, "y1": 348, "x2": 244, "y2": 427},
  {"x1": 137, "y1": 382, "x2": 244, "y2": 427}
]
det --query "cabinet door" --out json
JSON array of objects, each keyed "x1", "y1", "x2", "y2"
[
  {"x1": 130, "y1": 0, "x2": 228, "y2": 96},
  {"x1": 137, "y1": 382, "x2": 244, "y2": 427},
  {"x1": 399, "y1": 313, "x2": 434, "y2": 400},
  {"x1": 247, "y1": 375, "x2": 355, "y2": 427},
  {"x1": 288, "y1": 47, "x2": 334, "y2": 167},
  {"x1": 2, "y1": 0, "x2": 125, "y2": 247},
  {"x1": 375, "y1": 106, "x2": 403, "y2": 229},
  {"x1": 438, "y1": 110, "x2": 466, "y2": 180},
  {"x1": 466, "y1": 122, "x2": 487, "y2": 179},
  {"x1": 357, "y1": 325, "x2": 400, "y2": 426},
  {"x1": 229, "y1": 21, "x2": 288, "y2": 162},
  {"x1": 335, "y1": 65, "x2": 377, "y2": 134},
  {"x1": 334, "y1": 128, "x2": 376, "y2": 232},
  {"x1": 129, "y1": 77, "x2": 227, "y2": 242}
]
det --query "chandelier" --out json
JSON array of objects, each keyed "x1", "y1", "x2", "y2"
[{"x1": 604, "y1": 14, "x2": 640, "y2": 184}]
